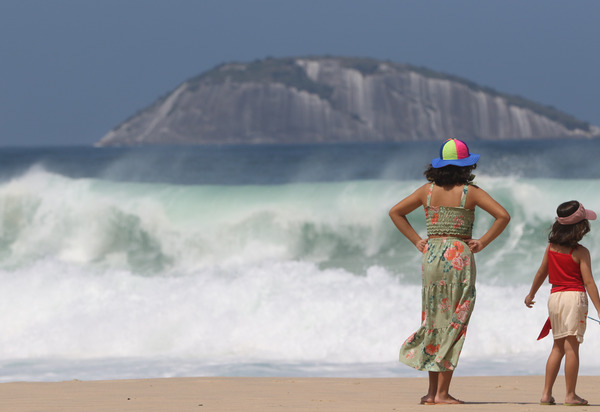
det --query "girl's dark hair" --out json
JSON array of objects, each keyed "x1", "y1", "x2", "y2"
[
  {"x1": 548, "y1": 200, "x2": 591, "y2": 247},
  {"x1": 424, "y1": 164, "x2": 476, "y2": 187}
]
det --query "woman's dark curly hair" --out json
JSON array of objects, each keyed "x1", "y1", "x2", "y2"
[
  {"x1": 424, "y1": 164, "x2": 476, "y2": 187},
  {"x1": 548, "y1": 200, "x2": 591, "y2": 247}
]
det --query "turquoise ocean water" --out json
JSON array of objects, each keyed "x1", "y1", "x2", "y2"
[{"x1": 1, "y1": 140, "x2": 600, "y2": 382}]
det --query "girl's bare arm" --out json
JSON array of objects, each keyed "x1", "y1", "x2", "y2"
[
  {"x1": 577, "y1": 246, "x2": 600, "y2": 317},
  {"x1": 525, "y1": 245, "x2": 550, "y2": 308}
]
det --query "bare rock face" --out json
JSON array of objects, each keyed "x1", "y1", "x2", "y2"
[{"x1": 96, "y1": 57, "x2": 599, "y2": 146}]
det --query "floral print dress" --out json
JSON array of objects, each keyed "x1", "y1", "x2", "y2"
[{"x1": 399, "y1": 183, "x2": 476, "y2": 372}]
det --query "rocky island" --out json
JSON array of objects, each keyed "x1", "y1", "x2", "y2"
[{"x1": 96, "y1": 56, "x2": 599, "y2": 146}]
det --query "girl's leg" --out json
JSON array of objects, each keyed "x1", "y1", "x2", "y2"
[
  {"x1": 421, "y1": 372, "x2": 438, "y2": 404},
  {"x1": 435, "y1": 370, "x2": 464, "y2": 404},
  {"x1": 541, "y1": 338, "x2": 564, "y2": 404},
  {"x1": 563, "y1": 336, "x2": 587, "y2": 405}
]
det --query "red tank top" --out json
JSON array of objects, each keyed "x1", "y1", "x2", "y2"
[{"x1": 548, "y1": 248, "x2": 585, "y2": 293}]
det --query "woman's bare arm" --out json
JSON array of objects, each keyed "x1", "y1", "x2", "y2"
[
  {"x1": 389, "y1": 184, "x2": 428, "y2": 251},
  {"x1": 466, "y1": 186, "x2": 510, "y2": 253}
]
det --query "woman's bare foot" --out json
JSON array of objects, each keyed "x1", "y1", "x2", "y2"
[
  {"x1": 420, "y1": 394, "x2": 435, "y2": 405},
  {"x1": 540, "y1": 396, "x2": 555, "y2": 405},
  {"x1": 434, "y1": 394, "x2": 464, "y2": 404},
  {"x1": 564, "y1": 395, "x2": 588, "y2": 406}
]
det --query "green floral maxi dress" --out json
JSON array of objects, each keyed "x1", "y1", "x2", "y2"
[{"x1": 399, "y1": 183, "x2": 476, "y2": 372}]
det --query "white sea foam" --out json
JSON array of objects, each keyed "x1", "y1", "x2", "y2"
[{"x1": 1, "y1": 169, "x2": 600, "y2": 381}]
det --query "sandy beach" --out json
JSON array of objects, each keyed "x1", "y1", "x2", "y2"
[{"x1": 0, "y1": 375, "x2": 598, "y2": 411}]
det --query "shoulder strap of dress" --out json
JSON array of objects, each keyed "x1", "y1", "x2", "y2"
[
  {"x1": 460, "y1": 184, "x2": 469, "y2": 208},
  {"x1": 427, "y1": 183, "x2": 434, "y2": 207}
]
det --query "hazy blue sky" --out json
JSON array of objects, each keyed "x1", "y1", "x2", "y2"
[{"x1": 2, "y1": 0, "x2": 599, "y2": 147}]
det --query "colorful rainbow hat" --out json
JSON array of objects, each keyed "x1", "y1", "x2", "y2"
[{"x1": 431, "y1": 138, "x2": 480, "y2": 168}]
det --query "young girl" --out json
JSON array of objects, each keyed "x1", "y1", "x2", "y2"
[
  {"x1": 525, "y1": 200, "x2": 600, "y2": 406},
  {"x1": 389, "y1": 138, "x2": 510, "y2": 405}
]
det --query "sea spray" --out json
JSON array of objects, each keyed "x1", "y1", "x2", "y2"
[
  {"x1": 2, "y1": 141, "x2": 600, "y2": 381},
  {"x1": 4, "y1": 170, "x2": 599, "y2": 277}
]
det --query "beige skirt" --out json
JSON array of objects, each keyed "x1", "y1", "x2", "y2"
[{"x1": 548, "y1": 291, "x2": 588, "y2": 343}]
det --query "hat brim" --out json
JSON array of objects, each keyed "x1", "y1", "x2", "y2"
[
  {"x1": 431, "y1": 153, "x2": 480, "y2": 168},
  {"x1": 585, "y1": 209, "x2": 597, "y2": 221}
]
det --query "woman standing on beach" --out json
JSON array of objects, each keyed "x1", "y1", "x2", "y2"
[{"x1": 389, "y1": 138, "x2": 510, "y2": 405}]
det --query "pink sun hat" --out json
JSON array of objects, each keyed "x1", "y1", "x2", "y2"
[
  {"x1": 556, "y1": 202, "x2": 597, "y2": 225},
  {"x1": 431, "y1": 138, "x2": 480, "y2": 168}
]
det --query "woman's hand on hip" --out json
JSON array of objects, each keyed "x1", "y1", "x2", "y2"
[
  {"x1": 416, "y1": 238, "x2": 427, "y2": 252},
  {"x1": 467, "y1": 239, "x2": 484, "y2": 253}
]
